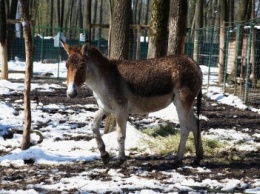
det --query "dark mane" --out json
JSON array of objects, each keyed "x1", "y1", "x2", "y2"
[{"x1": 87, "y1": 46, "x2": 117, "y2": 66}]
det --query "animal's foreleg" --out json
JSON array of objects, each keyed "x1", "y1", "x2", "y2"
[
  {"x1": 115, "y1": 112, "x2": 127, "y2": 164},
  {"x1": 91, "y1": 109, "x2": 110, "y2": 164}
]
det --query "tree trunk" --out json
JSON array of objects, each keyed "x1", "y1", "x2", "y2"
[
  {"x1": 133, "y1": 0, "x2": 137, "y2": 24},
  {"x1": 98, "y1": 0, "x2": 103, "y2": 39},
  {"x1": 137, "y1": 0, "x2": 142, "y2": 25},
  {"x1": 108, "y1": 0, "x2": 113, "y2": 57},
  {"x1": 167, "y1": 0, "x2": 187, "y2": 55},
  {"x1": 20, "y1": 0, "x2": 33, "y2": 150},
  {"x1": 231, "y1": 0, "x2": 250, "y2": 86},
  {"x1": 251, "y1": 0, "x2": 257, "y2": 87},
  {"x1": 228, "y1": 0, "x2": 234, "y2": 26},
  {"x1": 0, "y1": 0, "x2": 8, "y2": 80},
  {"x1": 68, "y1": 0, "x2": 74, "y2": 38},
  {"x1": 188, "y1": 0, "x2": 196, "y2": 28},
  {"x1": 193, "y1": 0, "x2": 204, "y2": 62},
  {"x1": 105, "y1": 0, "x2": 131, "y2": 133},
  {"x1": 147, "y1": 0, "x2": 169, "y2": 58},
  {"x1": 56, "y1": 0, "x2": 64, "y2": 28},
  {"x1": 78, "y1": 0, "x2": 83, "y2": 29},
  {"x1": 92, "y1": 0, "x2": 98, "y2": 40},
  {"x1": 7, "y1": 0, "x2": 18, "y2": 60},
  {"x1": 143, "y1": 0, "x2": 150, "y2": 42},
  {"x1": 49, "y1": 0, "x2": 53, "y2": 35},
  {"x1": 86, "y1": 0, "x2": 91, "y2": 42},
  {"x1": 218, "y1": 0, "x2": 227, "y2": 84},
  {"x1": 60, "y1": 0, "x2": 64, "y2": 28},
  {"x1": 109, "y1": 0, "x2": 131, "y2": 59},
  {"x1": 57, "y1": 0, "x2": 61, "y2": 27}
]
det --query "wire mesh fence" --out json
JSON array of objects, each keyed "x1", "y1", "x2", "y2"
[
  {"x1": 3, "y1": 23, "x2": 260, "y2": 105},
  {"x1": 187, "y1": 21, "x2": 260, "y2": 105}
]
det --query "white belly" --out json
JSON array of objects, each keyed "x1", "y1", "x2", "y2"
[
  {"x1": 128, "y1": 94, "x2": 173, "y2": 114},
  {"x1": 94, "y1": 91, "x2": 173, "y2": 115}
]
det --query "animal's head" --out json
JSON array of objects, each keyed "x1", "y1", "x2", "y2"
[{"x1": 61, "y1": 40, "x2": 90, "y2": 98}]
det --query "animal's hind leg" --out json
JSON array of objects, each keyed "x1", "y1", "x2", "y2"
[
  {"x1": 174, "y1": 94, "x2": 203, "y2": 164},
  {"x1": 190, "y1": 110, "x2": 203, "y2": 163},
  {"x1": 115, "y1": 111, "x2": 128, "y2": 164},
  {"x1": 174, "y1": 98, "x2": 191, "y2": 163},
  {"x1": 91, "y1": 108, "x2": 110, "y2": 164}
]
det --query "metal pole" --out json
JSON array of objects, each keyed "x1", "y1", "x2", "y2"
[
  {"x1": 40, "y1": 33, "x2": 44, "y2": 63},
  {"x1": 244, "y1": 22, "x2": 253, "y2": 103},
  {"x1": 58, "y1": 28, "x2": 61, "y2": 79},
  {"x1": 32, "y1": 26, "x2": 35, "y2": 77},
  {"x1": 234, "y1": 24, "x2": 242, "y2": 95},
  {"x1": 223, "y1": 26, "x2": 231, "y2": 93},
  {"x1": 207, "y1": 27, "x2": 214, "y2": 89}
]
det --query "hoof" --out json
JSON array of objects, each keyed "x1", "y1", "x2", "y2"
[
  {"x1": 193, "y1": 158, "x2": 201, "y2": 166},
  {"x1": 111, "y1": 159, "x2": 126, "y2": 168},
  {"x1": 174, "y1": 159, "x2": 183, "y2": 166},
  {"x1": 101, "y1": 152, "x2": 110, "y2": 165}
]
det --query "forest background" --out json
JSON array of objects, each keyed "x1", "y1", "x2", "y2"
[{"x1": 3, "y1": 0, "x2": 258, "y2": 41}]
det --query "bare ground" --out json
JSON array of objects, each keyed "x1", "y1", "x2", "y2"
[{"x1": 0, "y1": 78, "x2": 260, "y2": 193}]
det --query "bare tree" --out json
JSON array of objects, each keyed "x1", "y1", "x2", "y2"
[
  {"x1": 136, "y1": 0, "x2": 143, "y2": 24},
  {"x1": 109, "y1": 0, "x2": 131, "y2": 59},
  {"x1": 20, "y1": 0, "x2": 33, "y2": 150},
  {"x1": 0, "y1": 0, "x2": 8, "y2": 80},
  {"x1": 147, "y1": 0, "x2": 169, "y2": 58},
  {"x1": 92, "y1": 0, "x2": 98, "y2": 40},
  {"x1": 193, "y1": 0, "x2": 204, "y2": 62},
  {"x1": 231, "y1": 0, "x2": 250, "y2": 85},
  {"x1": 78, "y1": 0, "x2": 83, "y2": 29},
  {"x1": 218, "y1": 0, "x2": 227, "y2": 84},
  {"x1": 188, "y1": 0, "x2": 196, "y2": 28},
  {"x1": 167, "y1": 0, "x2": 187, "y2": 55},
  {"x1": 98, "y1": 0, "x2": 103, "y2": 39},
  {"x1": 86, "y1": 0, "x2": 91, "y2": 42},
  {"x1": 105, "y1": 0, "x2": 131, "y2": 133},
  {"x1": 56, "y1": 0, "x2": 65, "y2": 28},
  {"x1": 50, "y1": 0, "x2": 54, "y2": 30},
  {"x1": 228, "y1": 0, "x2": 234, "y2": 26},
  {"x1": 143, "y1": 0, "x2": 150, "y2": 42},
  {"x1": 251, "y1": 0, "x2": 257, "y2": 87}
]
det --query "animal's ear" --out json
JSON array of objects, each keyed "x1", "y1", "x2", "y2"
[
  {"x1": 60, "y1": 39, "x2": 73, "y2": 56},
  {"x1": 81, "y1": 42, "x2": 90, "y2": 56}
]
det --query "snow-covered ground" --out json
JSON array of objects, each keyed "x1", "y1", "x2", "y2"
[{"x1": 0, "y1": 60, "x2": 260, "y2": 193}]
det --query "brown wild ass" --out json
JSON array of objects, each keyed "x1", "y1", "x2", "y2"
[{"x1": 61, "y1": 40, "x2": 203, "y2": 165}]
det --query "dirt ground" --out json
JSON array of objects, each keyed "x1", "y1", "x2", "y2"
[{"x1": 0, "y1": 78, "x2": 260, "y2": 193}]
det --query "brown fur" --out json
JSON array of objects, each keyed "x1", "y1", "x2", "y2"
[
  {"x1": 61, "y1": 40, "x2": 203, "y2": 165},
  {"x1": 82, "y1": 45, "x2": 201, "y2": 98}
]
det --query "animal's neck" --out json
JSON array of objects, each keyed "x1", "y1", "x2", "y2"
[
  {"x1": 88, "y1": 46, "x2": 111, "y2": 66},
  {"x1": 85, "y1": 46, "x2": 121, "y2": 93}
]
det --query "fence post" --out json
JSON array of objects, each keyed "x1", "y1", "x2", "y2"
[
  {"x1": 136, "y1": 24, "x2": 141, "y2": 60},
  {"x1": 57, "y1": 28, "x2": 61, "y2": 78},
  {"x1": 244, "y1": 22, "x2": 254, "y2": 103},
  {"x1": 207, "y1": 27, "x2": 214, "y2": 89},
  {"x1": 40, "y1": 32, "x2": 44, "y2": 63},
  {"x1": 223, "y1": 26, "x2": 231, "y2": 93},
  {"x1": 32, "y1": 26, "x2": 36, "y2": 76},
  {"x1": 233, "y1": 23, "x2": 243, "y2": 95}
]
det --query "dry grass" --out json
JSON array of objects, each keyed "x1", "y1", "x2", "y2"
[{"x1": 142, "y1": 124, "x2": 225, "y2": 157}]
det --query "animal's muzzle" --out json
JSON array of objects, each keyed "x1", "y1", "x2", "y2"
[{"x1": 67, "y1": 83, "x2": 78, "y2": 98}]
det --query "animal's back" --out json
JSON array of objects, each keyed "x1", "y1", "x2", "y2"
[{"x1": 116, "y1": 55, "x2": 202, "y2": 97}]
